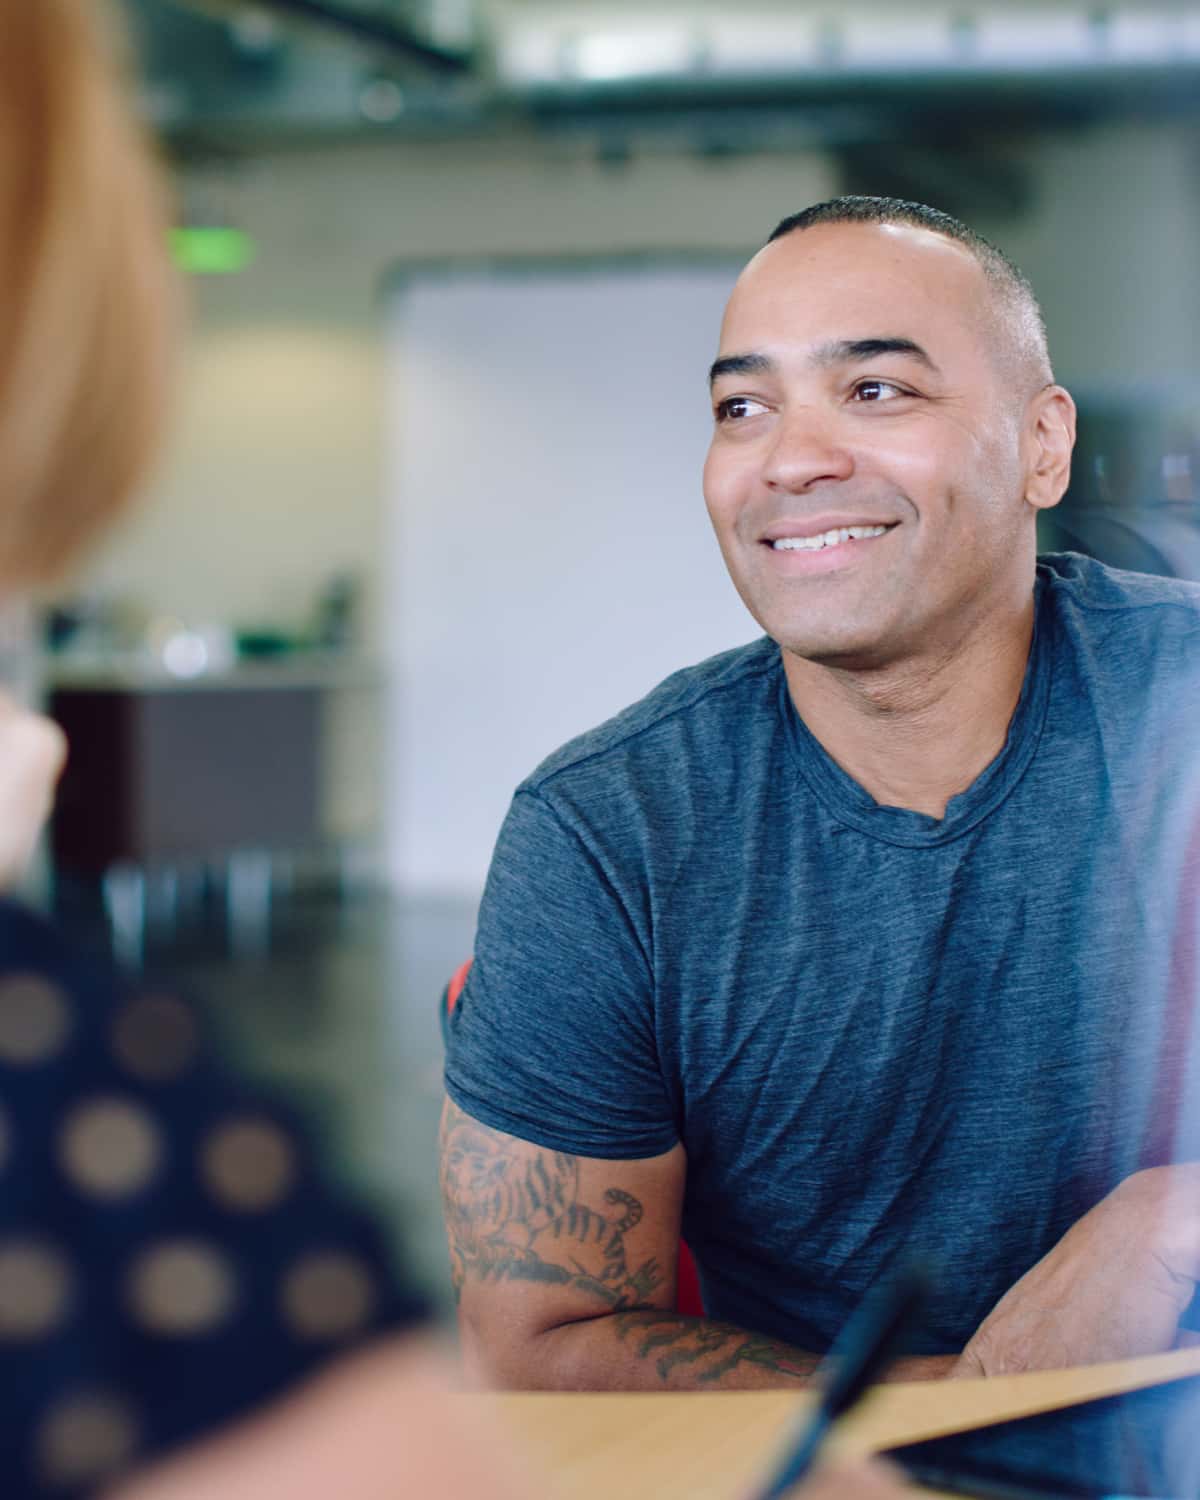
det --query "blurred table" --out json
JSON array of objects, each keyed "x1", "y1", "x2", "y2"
[
  {"x1": 48, "y1": 654, "x2": 377, "y2": 964},
  {"x1": 472, "y1": 1347, "x2": 1200, "y2": 1500}
]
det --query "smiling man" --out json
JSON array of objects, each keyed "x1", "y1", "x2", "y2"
[{"x1": 441, "y1": 198, "x2": 1200, "y2": 1390}]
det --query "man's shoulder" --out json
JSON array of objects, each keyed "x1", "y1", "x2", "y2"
[
  {"x1": 1040, "y1": 552, "x2": 1200, "y2": 724},
  {"x1": 1041, "y1": 550, "x2": 1200, "y2": 631},
  {"x1": 522, "y1": 635, "x2": 778, "y2": 795}
]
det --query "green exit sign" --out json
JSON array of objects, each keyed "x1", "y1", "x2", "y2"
[{"x1": 170, "y1": 227, "x2": 256, "y2": 274}]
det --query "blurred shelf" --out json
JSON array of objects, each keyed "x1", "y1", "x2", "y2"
[{"x1": 45, "y1": 651, "x2": 381, "y2": 693}]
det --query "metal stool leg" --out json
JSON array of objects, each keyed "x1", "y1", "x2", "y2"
[
  {"x1": 154, "y1": 866, "x2": 179, "y2": 944},
  {"x1": 103, "y1": 862, "x2": 146, "y2": 971},
  {"x1": 227, "y1": 849, "x2": 273, "y2": 961}
]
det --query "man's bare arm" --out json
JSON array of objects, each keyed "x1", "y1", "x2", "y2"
[
  {"x1": 954, "y1": 1164, "x2": 1200, "y2": 1377},
  {"x1": 439, "y1": 1098, "x2": 953, "y2": 1389}
]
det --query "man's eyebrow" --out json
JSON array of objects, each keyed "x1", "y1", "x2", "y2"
[
  {"x1": 708, "y1": 339, "x2": 940, "y2": 388},
  {"x1": 708, "y1": 352, "x2": 775, "y2": 387},
  {"x1": 813, "y1": 337, "x2": 940, "y2": 372}
]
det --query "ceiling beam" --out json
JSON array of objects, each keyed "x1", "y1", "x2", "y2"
[{"x1": 191, "y1": 0, "x2": 472, "y2": 73}]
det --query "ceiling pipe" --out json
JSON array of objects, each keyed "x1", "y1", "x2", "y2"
[{"x1": 193, "y1": 0, "x2": 473, "y2": 73}]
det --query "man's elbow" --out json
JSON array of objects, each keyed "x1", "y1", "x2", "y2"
[
  {"x1": 457, "y1": 1301, "x2": 541, "y2": 1390},
  {"x1": 456, "y1": 1302, "x2": 610, "y2": 1392}
]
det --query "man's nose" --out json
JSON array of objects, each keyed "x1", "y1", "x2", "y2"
[{"x1": 761, "y1": 407, "x2": 855, "y2": 493}]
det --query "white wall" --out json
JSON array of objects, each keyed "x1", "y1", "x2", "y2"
[
  {"x1": 80, "y1": 119, "x2": 1200, "y2": 865},
  {"x1": 976, "y1": 122, "x2": 1200, "y2": 390},
  {"x1": 388, "y1": 262, "x2": 760, "y2": 892}
]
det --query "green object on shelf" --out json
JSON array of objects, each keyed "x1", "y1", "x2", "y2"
[
  {"x1": 235, "y1": 630, "x2": 295, "y2": 659},
  {"x1": 170, "y1": 227, "x2": 256, "y2": 275}
]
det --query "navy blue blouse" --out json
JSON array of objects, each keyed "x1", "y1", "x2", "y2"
[{"x1": 0, "y1": 899, "x2": 427, "y2": 1496}]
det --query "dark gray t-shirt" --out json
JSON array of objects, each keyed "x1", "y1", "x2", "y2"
[{"x1": 445, "y1": 554, "x2": 1200, "y2": 1355}]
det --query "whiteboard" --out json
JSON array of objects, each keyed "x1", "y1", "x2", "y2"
[{"x1": 385, "y1": 257, "x2": 761, "y2": 896}]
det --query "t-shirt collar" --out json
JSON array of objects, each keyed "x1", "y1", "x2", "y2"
[{"x1": 778, "y1": 574, "x2": 1053, "y2": 848}]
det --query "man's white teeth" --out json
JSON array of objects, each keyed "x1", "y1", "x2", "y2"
[{"x1": 772, "y1": 525, "x2": 889, "y2": 551}]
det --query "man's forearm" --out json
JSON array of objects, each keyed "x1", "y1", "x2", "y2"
[
  {"x1": 439, "y1": 1102, "x2": 958, "y2": 1391},
  {"x1": 519, "y1": 1311, "x2": 957, "y2": 1391}
]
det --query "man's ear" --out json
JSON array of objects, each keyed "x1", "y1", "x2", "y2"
[{"x1": 1024, "y1": 386, "x2": 1077, "y2": 513}]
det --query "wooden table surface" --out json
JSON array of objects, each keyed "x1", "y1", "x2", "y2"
[{"x1": 470, "y1": 1346, "x2": 1200, "y2": 1500}]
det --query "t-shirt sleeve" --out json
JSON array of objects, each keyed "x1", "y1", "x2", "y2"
[{"x1": 444, "y1": 786, "x2": 677, "y2": 1160}]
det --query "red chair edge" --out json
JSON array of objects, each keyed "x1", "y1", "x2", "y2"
[
  {"x1": 446, "y1": 957, "x2": 473, "y2": 1016},
  {"x1": 441, "y1": 957, "x2": 703, "y2": 1317}
]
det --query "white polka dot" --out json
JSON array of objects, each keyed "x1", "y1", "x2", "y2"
[
  {"x1": 127, "y1": 1241, "x2": 235, "y2": 1336},
  {"x1": 0, "y1": 1240, "x2": 72, "y2": 1338},
  {"x1": 112, "y1": 993, "x2": 199, "y2": 1082},
  {"x1": 202, "y1": 1117, "x2": 296, "y2": 1212},
  {"x1": 0, "y1": 975, "x2": 70, "y2": 1064},
  {"x1": 281, "y1": 1253, "x2": 375, "y2": 1341},
  {"x1": 35, "y1": 1392, "x2": 140, "y2": 1488},
  {"x1": 59, "y1": 1098, "x2": 162, "y2": 1200}
]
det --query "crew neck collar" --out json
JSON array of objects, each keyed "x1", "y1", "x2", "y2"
[{"x1": 778, "y1": 574, "x2": 1053, "y2": 849}]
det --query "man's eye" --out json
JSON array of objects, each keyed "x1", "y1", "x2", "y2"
[
  {"x1": 715, "y1": 396, "x2": 768, "y2": 422},
  {"x1": 851, "y1": 380, "x2": 908, "y2": 403}
]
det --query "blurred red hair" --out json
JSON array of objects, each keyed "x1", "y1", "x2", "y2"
[{"x1": 0, "y1": 0, "x2": 177, "y2": 588}]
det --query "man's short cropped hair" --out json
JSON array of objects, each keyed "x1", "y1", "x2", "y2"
[{"x1": 768, "y1": 196, "x2": 1052, "y2": 388}]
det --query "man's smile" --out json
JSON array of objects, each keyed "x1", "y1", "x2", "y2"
[{"x1": 757, "y1": 518, "x2": 901, "y2": 571}]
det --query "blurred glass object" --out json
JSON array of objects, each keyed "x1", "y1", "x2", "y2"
[
  {"x1": 146, "y1": 616, "x2": 237, "y2": 678},
  {"x1": 228, "y1": 5, "x2": 280, "y2": 55},
  {"x1": 0, "y1": 601, "x2": 36, "y2": 699},
  {"x1": 358, "y1": 75, "x2": 405, "y2": 123},
  {"x1": 1040, "y1": 390, "x2": 1200, "y2": 580},
  {"x1": 310, "y1": 573, "x2": 362, "y2": 651},
  {"x1": 43, "y1": 592, "x2": 149, "y2": 667}
]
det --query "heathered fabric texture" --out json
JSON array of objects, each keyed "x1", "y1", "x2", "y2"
[{"x1": 445, "y1": 554, "x2": 1200, "y2": 1356}]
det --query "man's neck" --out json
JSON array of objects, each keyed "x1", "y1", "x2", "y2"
[{"x1": 781, "y1": 598, "x2": 1036, "y2": 820}]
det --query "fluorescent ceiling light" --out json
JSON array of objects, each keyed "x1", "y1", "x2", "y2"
[{"x1": 570, "y1": 28, "x2": 695, "y2": 82}]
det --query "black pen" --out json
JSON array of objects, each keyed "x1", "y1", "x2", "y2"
[{"x1": 750, "y1": 1263, "x2": 931, "y2": 1500}]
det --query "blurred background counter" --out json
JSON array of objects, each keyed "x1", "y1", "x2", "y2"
[{"x1": 48, "y1": 652, "x2": 381, "y2": 968}]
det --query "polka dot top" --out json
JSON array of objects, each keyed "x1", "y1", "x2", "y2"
[{"x1": 0, "y1": 900, "x2": 428, "y2": 1497}]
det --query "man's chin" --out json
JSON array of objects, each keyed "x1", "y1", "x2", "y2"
[
  {"x1": 771, "y1": 620, "x2": 905, "y2": 673},
  {"x1": 739, "y1": 571, "x2": 906, "y2": 665}
]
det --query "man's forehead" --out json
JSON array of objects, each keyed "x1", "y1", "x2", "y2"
[
  {"x1": 741, "y1": 218, "x2": 984, "y2": 284},
  {"x1": 719, "y1": 221, "x2": 993, "y2": 352}
]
